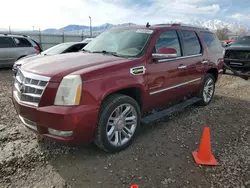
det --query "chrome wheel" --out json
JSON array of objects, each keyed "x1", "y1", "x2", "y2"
[
  {"x1": 106, "y1": 104, "x2": 137, "y2": 147},
  {"x1": 203, "y1": 78, "x2": 214, "y2": 103}
]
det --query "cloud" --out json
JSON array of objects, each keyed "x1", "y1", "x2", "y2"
[
  {"x1": 0, "y1": 0, "x2": 231, "y2": 30},
  {"x1": 231, "y1": 13, "x2": 250, "y2": 20}
]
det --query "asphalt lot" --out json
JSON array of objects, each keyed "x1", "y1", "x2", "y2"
[{"x1": 0, "y1": 68, "x2": 250, "y2": 188}]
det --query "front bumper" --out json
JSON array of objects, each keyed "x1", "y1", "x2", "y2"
[
  {"x1": 224, "y1": 58, "x2": 250, "y2": 70},
  {"x1": 12, "y1": 96, "x2": 99, "y2": 145}
]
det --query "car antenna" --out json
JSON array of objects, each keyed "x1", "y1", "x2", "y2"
[{"x1": 146, "y1": 22, "x2": 150, "y2": 28}]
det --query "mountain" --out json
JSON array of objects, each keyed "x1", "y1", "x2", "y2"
[
  {"x1": 43, "y1": 23, "x2": 136, "y2": 34},
  {"x1": 42, "y1": 20, "x2": 249, "y2": 34},
  {"x1": 187, "y1": 19, "x2": 249, "y2": 32}
]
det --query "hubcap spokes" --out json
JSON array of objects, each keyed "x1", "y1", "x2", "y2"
[
  {"x1": 203, "y1": 78, "x2": 214, "y2": 103},
  {"x1": 106, "y1": 104, "x2": 137, "y2": 146}
]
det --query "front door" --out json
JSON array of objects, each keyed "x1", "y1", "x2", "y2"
[{"x1": 145, "y1": 30, "x2": 190, "y2": 110}]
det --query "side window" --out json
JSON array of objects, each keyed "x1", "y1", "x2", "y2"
[
  {"x1": 200, "y1": 32, "x2": 222, "y2": 53},
  {"x1": 181, "y1": 30, "x2": 202, "y2": 56},
  {"x1": 13, "y1": 37, "x2": 32, "y2": 47},
  {"x1": 154, "y1": 30, "x2": 182, "y2": 57},
  {"x1": 66, "y1": 44, "x2": 82, "y2": 53},
  {"x1": 0, "y1": 37, "x2": 15, "y2": 48}
]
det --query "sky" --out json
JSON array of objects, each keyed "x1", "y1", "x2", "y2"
[{"x1": 1, "y1": 0, "x2": 250, "y2": 30}]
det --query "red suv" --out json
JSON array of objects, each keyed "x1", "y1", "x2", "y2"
[{"x1": 12, "y1": 23, "x2": 224, "y2": 153}]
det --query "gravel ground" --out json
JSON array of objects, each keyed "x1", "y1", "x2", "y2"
[{"x1": 0, "y1": 68, "x2": 249, "y2": 188}]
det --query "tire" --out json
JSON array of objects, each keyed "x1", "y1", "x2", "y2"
[
  {"x1": 94, "y1": 94, "x2": 141, "y2": 153},
  {"x1": 196, "y1": 73, "x2": 215, "y2": 106}
]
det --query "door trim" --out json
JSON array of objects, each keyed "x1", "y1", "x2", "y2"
[
  {"x1": 157, "y1": 54, "x2": 202, "y2": 63},
  {"x1": 149, "y1": 78, "x2": 201, "y2": 95}
]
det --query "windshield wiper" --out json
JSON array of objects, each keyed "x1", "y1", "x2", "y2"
[
  {"x1": 81, "y1": 49, "x2": 91, "y2": 53},
  {"x1": 91, "y1": 50, "x2": 119, "y2": 57}
]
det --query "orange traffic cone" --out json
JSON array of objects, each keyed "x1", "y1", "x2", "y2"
[
  {"x1": 131, "y1": 185, "x2": 139, "y2": 188},
  {"x1": 192, "y1": 126, "x2": 219, "y2": 166}
]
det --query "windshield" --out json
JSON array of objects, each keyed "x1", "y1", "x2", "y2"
[
  {"x1": 232, "y1": 36, "x2": 250, "y2": 46},
  {"x1": 83, "y1": 29, "x2": 153, "y2": 57},
  {"x1": 41, "y1": 43, "x2": 74, "y2": 55}
]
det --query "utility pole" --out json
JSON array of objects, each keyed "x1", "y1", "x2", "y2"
[
  {"x1": 9, "y1": 26, "x2": 11, "y2": 34},
  {"x1": 89, "y1": 16, "x2": 92, "y2": 37},
  {"x1": 32, "y1": 26, "x2": 35, "y2": 32}
]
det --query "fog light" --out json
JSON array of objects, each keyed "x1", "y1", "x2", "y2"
[{"x1": 48, "y1": 128, "x2": 73, "y2": 137}]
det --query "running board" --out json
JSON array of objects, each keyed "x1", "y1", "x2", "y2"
[{"x1": 141, "y1": 97, "x2": 201, "y2": 125}]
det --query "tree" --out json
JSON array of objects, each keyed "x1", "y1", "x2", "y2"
[
  {"x1": 237, "y1": 27, "x2": 248, "y2": 36},
  {"x1": 215, "y1": 27, "x2": 230, "y2": 40}
]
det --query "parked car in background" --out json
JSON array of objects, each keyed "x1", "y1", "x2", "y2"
[
  {"x1": 13, "y1": 23, "x2": 224, "y2": 153},
  {"x1": 221, "y1": 40, "x2": 234, "y2": 48},
  {"x1": 81, "y1": 37, "x2": 94, "y2": 43},
  {"x1": 224, "y1": 35, "x2": 250, "y2": 72},
  {"x1": 12, "y1": 40, "x2": 92, "y2": 76},
  {"x1": 0, "y1": 34, "x2": 42, "y2": 68}
]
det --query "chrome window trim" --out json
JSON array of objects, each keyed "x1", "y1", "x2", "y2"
[
  {"x1": 157, "y1": 54, "x2": 202, "y2": 63},
  {"x1": 150, "y1": 78, "x2": 201, "y2": 95}
]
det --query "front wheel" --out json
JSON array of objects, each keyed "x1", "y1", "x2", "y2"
[
  {"x1": 94, "y1": 94, "x2": 141, "y2": 153},
  {"x1": 196, "y1": 73, "x2": 215, "y2": 106}
]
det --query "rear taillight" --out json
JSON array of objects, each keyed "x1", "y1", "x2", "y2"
[{"x1": 34, "y1": 46, "x2": 40, "y2": 51}]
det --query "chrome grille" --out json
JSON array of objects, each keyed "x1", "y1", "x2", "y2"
[{"x1": 13, "y1": 69, "x2": 50, "y2": 106}]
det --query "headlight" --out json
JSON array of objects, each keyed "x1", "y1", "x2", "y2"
[
  {"x1": 13, "y1": 59, "x2": 24, "y2": 68},
  {"x1": 54, "y1": 75, "x2": 82, "y2": 105}
]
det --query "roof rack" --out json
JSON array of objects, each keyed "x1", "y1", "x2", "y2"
[
  {"x1": 0, "y1": 33, "x2": 29, "y2": 37},
  {"x1": 154, "y1": 23, "x2": 209, "y2": 30}
]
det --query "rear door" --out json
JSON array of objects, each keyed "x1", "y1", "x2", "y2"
[
  {"x1": 0, "y1": 36, "x2": 17, "y2": 66},
  {"x1": 12, "y1": 37, "x2": 38, "y2": 59},
  {"x1": 178, "y1": 30, "x2": 207, "y2": 95}
]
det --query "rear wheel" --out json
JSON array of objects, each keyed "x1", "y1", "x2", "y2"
[
  {"x1": 196, "y1": 73, "x2": 215, "y2": 106},
  {"x1": 94, "y1": 94, "x2": 141, "y2": 153}
]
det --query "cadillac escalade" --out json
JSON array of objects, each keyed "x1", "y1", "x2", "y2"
[{"x1": 12, "y1": 23, "x2": 224, "y2": 153}]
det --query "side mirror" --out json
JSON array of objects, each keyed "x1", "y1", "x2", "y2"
[{"x1": 152, "y1": 47, "x2": 177, "y2": 61}]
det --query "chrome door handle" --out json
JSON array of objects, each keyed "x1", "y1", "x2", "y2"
[
  {"x1": 201, "y1": 60, "x2": 208, "y2": 64},
  {"x1": 178, "y1": 65, "x2": 187, "y2": 69}
]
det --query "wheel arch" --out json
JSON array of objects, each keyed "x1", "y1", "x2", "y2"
[
  {"x1": 206, "y1": 68, "x2": 218, "y2": 82},
  {"x1": 101, "y1": 87, "x2": 144, "y2": 111}
]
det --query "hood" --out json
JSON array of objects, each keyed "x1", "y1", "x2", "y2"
[
  {"x1": 226, "y1": 44, "x2": 250, "y2": 51},
  {"x1": 21, "y1": 52, "x2": 133, "y2": 81},
  {"x1": 15, "y1": 54, "x2": 45, "y2": 65}
]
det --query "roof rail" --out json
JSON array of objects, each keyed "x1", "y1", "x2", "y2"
[
  {"x1": 178, "y1": 23, "x2": 209, "y2": 30},
  {"x1": 153, "y1": 23, "x2": 209, "y2": 30},
  {"x1": 0, "y1": 33, "x2": 29, "y2": 37}
]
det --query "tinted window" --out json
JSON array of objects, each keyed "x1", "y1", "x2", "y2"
[
  {"x1": 41, "y1": 43, "x2": 75, "y2": 55},
  {"x1": 232, "y1": 36, "x2": 250, "y2": 46},
  {"x1": 154, "y1": 30, "x2": 182, "y2": 57},
  {"x1": 0, "y1": 37, "x2": 15, "y2": 48},
  {"x1": 181, "y1": 30, "x2": 201, "y2": 56},
  {"x1": 66, "y1": 44, "x2": 85, "y2": 53},
  {"x1": 200, "y1": 32, "x2": 222, "y2": 52},
  {"x1": 14, "y1": 37, "x2": 32, "y2": 47}
]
